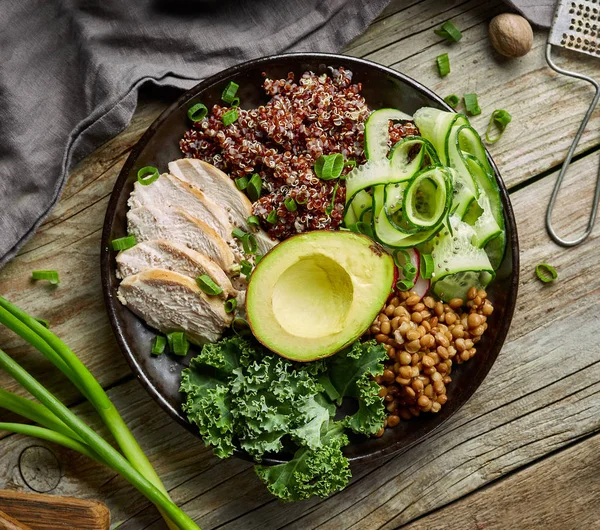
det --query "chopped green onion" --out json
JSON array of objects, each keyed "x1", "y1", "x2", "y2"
[
  {"x1": 392, "y1": 249, "x2": 410, "y2": 270},
  {"x1": 221, "y1": 81, "x2": 239, "y2": 104},
  {"x1": 255, "y1": 254, "x2": 264, "y2": 265},
  {"x1": 247, "y1": 173, "x2": 262, "y2": 201},
  {"x1": 196, "y1": 275, "x2": 223, "y2": 296},
  {"x1": 222, "y1": 108, "x2": 238, "y2": 126},
  {"x1": 229, "y1": 263, "x2": 241, "y2": 277},
  {"x1": 231, "y1": 97, "x2": 240, "y2": 107},
  {"x1": 232, "y1": 228, "x2": 247, "y2": 240},
  {"x1": 444, "y1": 94, "x2": 460, "y2": 109},
  {"x1": 536, "y1": 263, "x2": 558, "y2": 283},
  {"x1": 485, "y1": 109, "x2": 513, "y2": 144},
  {"x1": 403, "y1": 263, "x2": 417, "y2": 282},
  {"x1": 241, "y1": 234, "x2": 258, "y2": 255},
  {"x1": 240, "y1": 260, "x2": 253, "y2": 276},
  {"x1": 314, "y1": 154, "x2": 344, "y2": 180},
  {"x1": 434, "y1": 21, "x2": 463, "y2": 42},
  {"x1": 235, "y1": 176, "x2": 249, "y2": 190},
  {"x1": 421, "y1": 253, "x2": 434, "y2": 279},
  {"x1": 325, "y1": 182, "x2": 340, "y2": 216},
  {"x1": 266, "y1": 210, "x2": 278, "y2": 224},
  {"x1": 35, "y1": 318, "x2": 50, "y2": 329},
  {"x1": 436, "y1": 53, "x2": 450, "y2": 77},
  {"x1": 396, "y1": 279, "x2": 415, "y2": 291},
  {"x1": 151, "y1": 335, "x2": 167, "y2": 355},
  {"x1": 247, "y1": 215, "x2": 260, "y2": 229},
  {"x1": 224, "y1": 298, "x2": 237, "y2": 313},
  {"x1": 111, "y1": 235, "x2": 136, "y2": 252},
  {"x1": 136, "y1": 166, "x2": 160, "y2": 186},
  {"x1": 187, "y1": 103, "x2": 208, "y2": 122},
  {"x1": 232, "y1": 317, "x2": 251, "y2": 337},
  {"x1": 284, "y1": 197, "x2": 297, "y2": 212},
  {"x1": 345, "y1": 159, "x2": 357, "y2": 168},
  {"x1": 464, "y1": 93, "x2": 481, "y2": 116},
  {"x1": 167, "y1": 332, "x2": 189, "y2": 356},
  {"x1": 31, "y1": 271, "x2": 60, "y2": 285}
]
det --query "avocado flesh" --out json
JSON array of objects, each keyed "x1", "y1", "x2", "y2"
[{"x1": 246, "y1": 231, "x2": 395, "y2": 361}]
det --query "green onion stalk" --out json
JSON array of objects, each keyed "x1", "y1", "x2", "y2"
[{"x1": 0, "y1": 297, "x2": 199, "y2": 530}]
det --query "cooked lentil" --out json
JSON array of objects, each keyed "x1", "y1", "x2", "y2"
[
  {"x1": 370, "y1": 288, "x2": 494, "y2": 432},
  {"x1": 180, "y1": 68, "x2": 418, "y2": 240}
]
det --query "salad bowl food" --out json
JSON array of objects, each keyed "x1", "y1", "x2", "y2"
[{"x1": 101, "y1": 53, "x2": 518, "y2": 493}]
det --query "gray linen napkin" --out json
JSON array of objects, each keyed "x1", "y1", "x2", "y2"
[
  {"x1": 507, "y1": 0, "x2": 556, "y2": 27},
  {"x1": 0, "y1": 0, "x2": 389, "y2": 268}
]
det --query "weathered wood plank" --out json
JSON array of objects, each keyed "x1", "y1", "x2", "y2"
[{"x1": 401, "y1": 433, "x2": 600, "y2": 530}]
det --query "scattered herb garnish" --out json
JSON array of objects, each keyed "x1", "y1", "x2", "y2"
[
  {"x1": 187, "y1": 103, "x2": 208, "y2": 122},
  {"x1": 151, "y1": 335, "x2": 167, "y2": 355},
  {"x1": 444, "y1": 94, "x2": 460, "y2": 109},
  {"x1": 240, "y1": 260, "x2": 253, "y2": 276},
  {"x1": 396, "y1": 279, "x2": 415, "y2": 291},
  {"x1": 284, "y1": 197, "x2": 297, "y2": 212},
  {"x1": 266, "y1": 209, "x2": 279, "y2": 224},
  {"x1": 167, "y1": 331, "x2": 189, "y2": 356},
  {"x1": 224, "y1": 298, "x2": 237, "y2": 313},
  {"x1": 111, "y1": 235, "x2": 136, "y2": 252},
  {"x1": 136, "y1": 166, "x2": 160, "y2": 186},
  {"x1": 536, "y1": 263, "x2": 558, "y2": 283},
  {"x1": 247, "y1": 215, "x2": 260, "y2": 229},
  {"x1": 464, "y1": 93, "x2": 481, "y2": 115},
  {"x1": 221, "y1": 81, "x2": 239, "y2": 105},
  {"x1": 196, "y1": 275, "x2": 224, "y2": 296},
  {"x1": 34, "y1": 318, "x2": 50, "y2": 329},
  {"x1": 436, "y1": 53, "x2": 450, "y2": 77},
  {"x1": 325, "y1": 182, "x2": 340, "y2": 216},
  {"x1": 235, "y1": 176, "x2": 248, "y2": 190},
  {"x1": 485, "y1": 109, "x2": 512, "y2": 144},
  {"x1": 222, "y1": 108, "x2": 238, "y2": 126},
  {"x1": 420, "y1": 253, "x2": 434, "y2": 279},
  {"x1": 246, "y1": 173, "x2": 262, "y2": 201},
  {"x1": 31, "y1": 271, "x2": 60, "y2": 285},
  {"x1": 314, "y1": 154, "x2": 344, "y2": 180},
  {"x1": 434, "y1": 21, "x2": 463, "y2": 42}
]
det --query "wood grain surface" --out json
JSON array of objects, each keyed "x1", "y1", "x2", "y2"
[
  {"x1": 0, "y1": 0, "x2": 599, "y2": 528},
  {"x1": 0, "y1": 490, "x2": 109, "y2": 530}
]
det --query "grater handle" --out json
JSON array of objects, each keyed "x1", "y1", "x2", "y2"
[{"x1": 545, "y1": 44, "x2": 600, "y2": 247}]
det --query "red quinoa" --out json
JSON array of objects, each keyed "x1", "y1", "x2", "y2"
[{"x1": 180, "y1": 68, "x2": 419, "y2": 240}]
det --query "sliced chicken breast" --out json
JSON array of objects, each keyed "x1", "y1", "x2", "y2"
[
  {"x1": 168, "y1": 158, "x2": 277, "y2": 255},
  {"x1": 127, "y1": 205, "x2": 235, "y2": 271},
  {"x1": 116, "y1": 240, "x2": 236, "y2": 299},
  {"x1": 128, "y1": 173, "x2": 233, "y2": 239},
  {"x1": 118, "y1": 269, "x2": 232, "y2": 345}
]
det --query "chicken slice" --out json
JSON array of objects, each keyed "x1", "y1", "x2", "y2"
[
  {"x1": 116, "y1": 240, "x2": 236, "y2": 299},
  {"x1": 168, "y1": 158, "x2": 277, "y2": 255},
  {"x1": 128, "y1": 173, "x2": 233, "y2": 239},
  {"x1": 127, "y1": 205, "x2": 235, "y2": 272},
  {"x1": 118, "y1": 269, "x2": 232, "y2": 345}
]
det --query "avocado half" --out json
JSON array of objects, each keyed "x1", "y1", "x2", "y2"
[{"x1": 246, "y1": 230, "x2": 395, "y2": 361}]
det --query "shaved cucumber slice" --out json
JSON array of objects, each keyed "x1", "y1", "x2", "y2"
[
  {"x1": 403, "y1": 167, "x2": 452, "y2": 229},
  {"x1": 430, "y1": 217, "x2": 494, "y2": 301},
  {"x1": 364, "y1": 108, "x2": 413, "y2": 161}
]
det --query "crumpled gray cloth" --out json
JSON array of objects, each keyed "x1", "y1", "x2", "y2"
[
  {"x1": 0, "y1": 0, "x2": 389, "y2": 268},
  {"x1": 507, "y1": 0, "x2": 556, "y2": 27}
]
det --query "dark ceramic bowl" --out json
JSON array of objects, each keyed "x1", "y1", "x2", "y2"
[{"x1": 101, "y1": 53, "x2": 519, "y2": 465}]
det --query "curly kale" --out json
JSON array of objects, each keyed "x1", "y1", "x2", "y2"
[{"x1": 180, "y1": 337, "x2": 387, "y2": 501}]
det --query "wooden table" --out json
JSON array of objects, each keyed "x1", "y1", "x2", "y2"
[{"x1": 1, "y1": 0, "x2": 599, "y2": 528}]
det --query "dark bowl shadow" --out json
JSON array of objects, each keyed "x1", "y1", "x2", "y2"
[{"x1": 100, "y1": 53, "x2": 519, "y2": 465}]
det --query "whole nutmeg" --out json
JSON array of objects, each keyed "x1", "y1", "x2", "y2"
[{"x1": 489, "y1": 13, "x2": 533, "y2": 57}]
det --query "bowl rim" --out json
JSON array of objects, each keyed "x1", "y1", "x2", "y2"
[{"x1": 100, "y1": 51, "x2": 519, "y2": 465}]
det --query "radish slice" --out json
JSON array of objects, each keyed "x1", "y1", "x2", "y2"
[{"x1": 413, "y1": 275, "x2": 430, "y2": 300}]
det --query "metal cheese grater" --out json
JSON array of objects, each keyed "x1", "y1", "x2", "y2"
[{"x1": 545, "y1": 0, "x2": 600, "y2": 246}]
